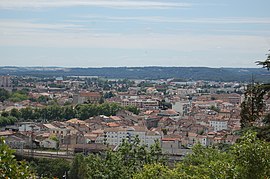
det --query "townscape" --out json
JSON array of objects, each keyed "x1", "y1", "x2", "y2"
[
  {"x1": 1, "y1": 74, "x2": 266, "y2": 157},
  {"x1": 1, "y1": 0, "x2": 270, "y2": 178}
]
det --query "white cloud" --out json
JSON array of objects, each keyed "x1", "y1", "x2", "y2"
[
  {"x1": 0, "y1": 23, "x2": 268, "y2": 52},
  {"x1": 0, "y1": 19, "x2": 84, "y2": 31},
  {"x1": 0, "y1": 20, "x2": 269, "y2": 51},
  {"x1": 0, "y1": 0, "x2": 191, "y2": 9},
  {"x1": 77, "y1": 15, "x2": 270, "y2": 24},
  {"x1": 0, "y1": 19, "x2": 269, "y2": 68}
]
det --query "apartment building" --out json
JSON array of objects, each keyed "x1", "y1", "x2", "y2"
[
  {"x1": 209, "y1": 119, "x2": 228, "y2": 132},
  {"x1": 103, "y1": 126, "x2": 161, "y2": 147}
]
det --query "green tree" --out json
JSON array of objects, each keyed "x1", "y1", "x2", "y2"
[
  {"x1": 263, "y1": 113, "x2": 270, "y2": 125},
  {"x1": 31, "y1": 108, "x2": 41, "y2": 120},
  {"x1": 104, "y1": 91, "x2": 115, "y2": 99},
  {"x1": 0, "y1": 88, "x2": 10, "y2": 102},
  {"x1": 231, "y1": 131, "x2": 270, "y2": 179},
  {"x1": 86, "y1": 148, "x2": 128, "y2": 179},
  {"x1": 136, "y1": 131, "x2": 270, "y2": 179},
  {"x1": 62, "y1": 105, "x2": 76, "y2": 120},
  {"x1": 108, "y1": 102, "x2": 123, "y2": 116},
  {"x1": 124, "y1": 105, "x2": 140, "y2": 115},
  {"x1": 179, "y1": 144, "x2": 234, "y2": 178},
  {"x1": 30, "y1": 158, "x2": 70, "y2": 178},
  {"x1": 240, "y1": 84, "x2": 267, "y2": 128},
  {"x1": 20, "y1": 107, "x2": 33, "y2": 120},
  {"x1": 238, "y1": 53, "x2": 270, "y2": 140},
  {"x1": 37, "y1": 95, "x2": 49, "y2": 104},
  {"x1": 0, "y1": 116, "x2": 17, "y2": 127},
  {"x1": 209, "y1": 105, "x2": 220, "y2": 113},
  {"x1": 9, "y1": 92, "x2": 28, "y2": 102},
  {"x1": 1, "y1": 117, "x2": 9, "y2": 126},
  {"x1": 10, "y1": 108, "x2": 21, "y2": 118},
  {"x1": 85, "y1": 138, "x2": 165, "y2": 179},
  {"x1": 49, "y1": 135, "x2": 60, "y2": 152},
  {"x1": 0, "y1": 138, "x2": 35, "y2": 178},
  {"x1": 1, "y1": 110, "x2": 9, "y2": 117},
  {"x1": 256, "y1": 50, "x2": 270, "y2": 70},
  {"x1": 76, "y1": 104, "x2": 92, "y2": 120},
  {"x1": 43, "y1": 105, "x2": 63, "y2": 120},
  {"x1": 76, "y1": 103, "x2": 124, "y2": 120},
  {"x1": 69, "y1": 153, "x2": 86, "y2": 179},
  {"x1": 133, "y1": 164, "x2": 183, "y2": 179}
]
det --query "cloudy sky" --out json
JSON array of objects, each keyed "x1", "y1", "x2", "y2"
[{"x1": 0, "y1": 0, "x2": 269, "y2": 67}]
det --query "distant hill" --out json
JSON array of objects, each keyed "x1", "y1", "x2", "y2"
[{"x1": 0, "y1": 66, "x2": 269, "y2": 82}]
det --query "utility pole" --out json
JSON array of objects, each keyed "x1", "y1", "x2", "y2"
[
  {"x1": 83, "y1": 133, "x2": 86, "y2": 155},
  {"x1": 29, "y1": 125, "x2": 35, "y2": 158},
  {"x1": 66, "y1": 135, "x2": 70, "y2": 155},
  {"x1": 63, "y1": 171, "x2": 67, "y2": 179},
  {"x1": 20, "y1": 142, "x2": 24, "y2": 160},
  {"x1": 250, "y1": 74, "x2": 255, "y2": 124}
]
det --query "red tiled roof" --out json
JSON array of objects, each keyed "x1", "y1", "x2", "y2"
[
  {"x1": 80, "y1": 92, "x2": 101, "y2": 97},
  {"x1": 0, "y1": 130, "x2": 14, "y2": 136},
  {"x1": 106, "y1": 122, "x2": 120, "y2": 127},
  {"x1": 162, "y1": 138, "x2": 180, "y2": 141},
  {"x1": 66, "y1": 118, "x2": 86, "y2": 124}
]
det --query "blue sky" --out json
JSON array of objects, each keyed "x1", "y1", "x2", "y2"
[{"x1": 0, "y1": 0, "x2": 269, "y2": 67}]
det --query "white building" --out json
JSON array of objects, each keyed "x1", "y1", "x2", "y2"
[
  {"x1": 161, "y1": 138, "x2": 182, "y2": 155},
  {"x1": 197, "y1": 135, "x2": 208, "y2": 146},
  {"x1": 120, "y1": 99, "x2": 159, "y2": 110},
  {"x1": 176, "y1": 88, "x2": 196, "y2": 97},
  {"x1": 18, "y1": 122, "x2": 43, "y2": 132},
  {"x1": 43, "y1": 123, "x2": 71, "y2": 143},
  {"x1": 172, "y1": 101, "x2": 190, "y2": 116},
  {"x1": 103, "y1": 126, "x2": 161, "y2": 147},
  {"x1": 209, "y1": 120, "x2": 228, "y2": 132},
  {"x1": 40, "y1": 138, "x2": 58, "y2": 149},
  {"x1": 0, "y1": 76, "x2": 11, "y2": 88}
]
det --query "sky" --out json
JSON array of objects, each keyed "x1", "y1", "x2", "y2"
[{"x1": 0, "y1": 0, "x2": 270, "y2": 68}]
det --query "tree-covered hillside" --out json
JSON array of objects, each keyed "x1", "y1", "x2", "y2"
[{"x1": 0, "y1": 66, "x2": 269, "y2": 82}]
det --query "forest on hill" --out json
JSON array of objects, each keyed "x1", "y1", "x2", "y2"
[{"x1": 0, "y1": 66, "x2": 269, "y2": 82}]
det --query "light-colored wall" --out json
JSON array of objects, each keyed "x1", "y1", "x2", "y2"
[{"x1": 161, "y1": 140, "x2": 182, "y2": 155}]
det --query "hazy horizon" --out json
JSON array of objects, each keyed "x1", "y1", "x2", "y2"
[
  {"x1": 0, "y1": 0, "x2": 270, "y2": 68},
  {"x1": 0, "y1": 65, "x2": 264, "y2": 69}
]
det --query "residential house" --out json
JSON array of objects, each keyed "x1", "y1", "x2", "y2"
[
  {"x1": 43, "y1": 123, "x2": 71, "y2": 144},
  {"x1": 40, "y1": 138, "x2": 58, "y2": 149},
  {"x1": 73, "y1": 91, "x2": 102, "y2": 104},
  {"x1": 161, "y1": 137, "x2": 182, "y2": 155}
]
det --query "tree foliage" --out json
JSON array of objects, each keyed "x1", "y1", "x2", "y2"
[
  {"x1": 9, "y1": 92, "x2": 28, "y2": 102},
  {"x1": 231, "y1": 131, "x2": 270, "y2": 178},
  {"x1": 136, "y1": 131, "x2": 270, "y2": 179},
  {"x1": 103, "y1": 91, "x2": 115, "y2": 99},
  {"x1": 240, "y1": 84, "x2": 268, "y2": 128},
  {"x1": 256, "y1": 50, "x2": 270, "y2": 71},
  {"x1": 82, "y1": 138, "x2": 165, "y2": 179},
  {"x1": 0, "y1": 116, "x2": 17, "y2": 127},
  {"x1": 133, "y1": 164, "x2": 182, "y2": 179},
  {"x1": 29, "y1": 158, "x2": 70, "y2": 178},
  {"x1": 0, "y1": 88, "x2": 10, "y2": 102},
  {"x1": 11, "y1": 103, "x2": 139, "y2": 121},
  {"x1": 69, "y1": 154, "x2": 86, "y2": 179},
  {"x1": 0, "y1": 138, "x2": 35, "y2": 178},
  {"x1": 2, "y1": 131, "x2": 270, "y2": 178},
  {"x1": 124, "y1": 105, "x2": 140, "y2": 115},
  {"x1": 10, "y1": 108, "x2": 21, "y2": 118}
]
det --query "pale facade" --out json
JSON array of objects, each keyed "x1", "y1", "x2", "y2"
[
  {"x1": 209, "y1": 120, "x2": 228, "y2": 132},
  {"x1": 104, "y1": 126, "x2": 161, "y2": 147}
]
